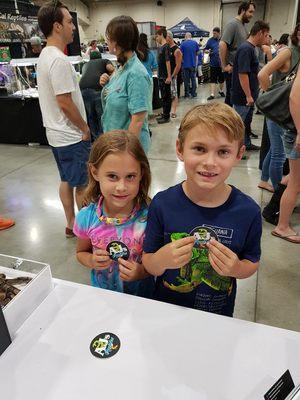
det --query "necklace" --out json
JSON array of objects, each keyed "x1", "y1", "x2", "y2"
[{"x1": 96, "y1": 197, "x2": 140, "y2": 225}]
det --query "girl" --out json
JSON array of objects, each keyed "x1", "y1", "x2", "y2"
[
  {"x1": 100, "y1": 16, "x2": 151, "y2": 154},
  {"x1": 74, "y1": 130, "x2": 154, "y2": 297}
]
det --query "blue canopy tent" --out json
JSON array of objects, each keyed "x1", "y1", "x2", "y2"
[{"x1": 168, "y1": 17, "x2": 209, "y2": 38}]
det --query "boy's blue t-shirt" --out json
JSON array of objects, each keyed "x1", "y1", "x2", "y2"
[
  {"x1": 180, "y1": 40, "x2": 199, "y2": 68},
  {"x1": 205, "y1": 37, "x2": 221, "y2": 67},
  {"x1": 143, "y1": 184, "x2": 262, "y2": 317}
]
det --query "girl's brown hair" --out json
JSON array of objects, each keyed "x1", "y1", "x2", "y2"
[
  {"x1": 85, "y1": 131, "x2": 151, "y2": 207},
  {"x1": 105, "y1": 15, "x2": 139, "y2": 65},
  {"x1": 291, "y1": 23, "x2": 300, "y2": 47}
]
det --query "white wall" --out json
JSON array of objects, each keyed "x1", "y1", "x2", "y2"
[
  {"x1": 265, "y1": 0, "x2": 298, "y2": 39},
  {"x1": 86, "y1": 0, "x2": 221, "y2": 42}
]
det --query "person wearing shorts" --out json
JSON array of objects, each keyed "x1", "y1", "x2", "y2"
[
  {"x1": 37, "y1": 2, "x2": 91, "y2": 238},
  {"x1": 205, "y1": 27, "x2": 225, "y2": 100},
  {"x1": 269, "y1": 62, "x2": 300, "y2": 244},
  {"x1": 167, "y1": 31, "x2": 182, "y2": 118}
]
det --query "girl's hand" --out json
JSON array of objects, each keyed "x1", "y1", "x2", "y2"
[
  {"x1": 156, "y1": 236, "x2": 195, "y2": 270},
  {"x1": 118, "y1": 258, "x2": 148, "y2": 281},
  {"x1": 207, "y1": 238, "x2": 240, "y2": 278},
  {"x1": 99, "y1": 73, "x2": 110, "y2": 86},
  {"x1": 92, "y1": 249, "x2": 111, "y2": 270}
]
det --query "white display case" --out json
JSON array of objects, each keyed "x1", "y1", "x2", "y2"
[{"x1": 0, "y1": 253, "x2": 53, "y2": 338}]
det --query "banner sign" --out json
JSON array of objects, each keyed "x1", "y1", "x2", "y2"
[{"x1": 0, "y1": 12, "x2": 44, "y2": 43}]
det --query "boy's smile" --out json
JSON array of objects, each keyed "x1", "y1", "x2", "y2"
[{"x1": 176, "y1": 124, "x2": 245, "y2": 204}]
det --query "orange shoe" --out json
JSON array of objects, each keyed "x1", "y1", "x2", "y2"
[{"x1": 0, "y1": 217, "x2": 15, "y2": 231}]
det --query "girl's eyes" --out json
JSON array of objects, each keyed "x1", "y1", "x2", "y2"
[
  {"x1": 107, "y1": 174, "x2": 117, "y2": 180},
  {"x1": 106, "y1": 174, "x2": 136, "y2": 180}
]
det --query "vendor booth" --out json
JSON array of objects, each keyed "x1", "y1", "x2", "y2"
[
  {"x1": 168, "y1": 17, "x2": 209, "y2": 38},
  {"x1": 0, "y1": 0, "x2": 81, "y2": 145}
]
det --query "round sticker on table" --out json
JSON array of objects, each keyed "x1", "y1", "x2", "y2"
[
  {"x1": 190, "y1": 226, "x2": 218, "y2": 248},
  {"x1": 90, "y1": 332, "x2": 121, "y2": 359},
  {"x1": 106, "y1": 241, "x2": 130, "y2": 261}
]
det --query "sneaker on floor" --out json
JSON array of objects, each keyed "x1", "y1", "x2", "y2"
[
  {"x1": 219, "y1": 91, "x2": 225, "y2": 97},
  {"x1": 207, "y1": 95, "x2": 215, "y2": 101},
  {"x1": 65, "y1": 227, "x2": 75, "y2": 238},
  {"x1": 246, "y1": 143, "x2": 260, "y2": 151},
  {"x1": 0, "y1": 217, "x2": 15, "y2": 231}
]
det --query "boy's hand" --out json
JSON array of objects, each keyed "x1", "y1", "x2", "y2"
[
  {"x1": 118, "y1": 258, "x2": 148, "y2": 281},
  {"x1": 157, "y1": 236, "x2": 195, "y2": 269},
  {"x1": 207, "y1": 238, "x2": 240, "y2": 277},
  {"x1": 92, "y1": 249, "x2": 111, "y2": 270}
]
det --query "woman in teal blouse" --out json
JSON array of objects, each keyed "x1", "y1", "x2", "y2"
[{"x1": 100, "y1": 16, "x2": 152, "y2": 153}]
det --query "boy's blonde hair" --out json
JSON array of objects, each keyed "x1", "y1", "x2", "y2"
[
  {"x1": 178, "y1": 103, "x2": 245, "y2": 150},
  {"x1": 85, "y1": 130, "x2": 151, "y2": 206}
]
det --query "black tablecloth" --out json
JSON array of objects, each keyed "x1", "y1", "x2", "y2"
[{"x1": 0, "y1": 96, "x2": 48, "y2": 145}]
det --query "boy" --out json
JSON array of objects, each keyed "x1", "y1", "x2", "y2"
[{"x1": 143, "y1": 103, "x2": 262, "y2": 317}]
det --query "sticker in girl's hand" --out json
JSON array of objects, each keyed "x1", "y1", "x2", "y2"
[{"x1": 106, "y1": 241, "x2": 130, "y2": 261}]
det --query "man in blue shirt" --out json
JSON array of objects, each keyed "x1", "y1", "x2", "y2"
[
  {"x1": 205, "y1": 27, "x2": 225, "y2": 100},
  {"x1": 180, "y1": 32, "x2": 199, "y2": 98},
  {"x1": 232, "y1": 20, "x2": 270, "y2": 150}
]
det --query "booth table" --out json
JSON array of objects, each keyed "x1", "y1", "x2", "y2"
[
  {"x1": 0, "y1": 95, "x2": 48, "y2": 145},
  {"x1": 1, "y1": 274, "x2": 300, "y2": 400}
]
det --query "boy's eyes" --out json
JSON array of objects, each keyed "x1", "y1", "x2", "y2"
[{"x1": 192, "y1": 147, "x2": 230, "y2": 156}]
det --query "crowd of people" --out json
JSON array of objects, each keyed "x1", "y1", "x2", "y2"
[{"x1": 1, "y1": 0, "x2": 300, "y2": 319}]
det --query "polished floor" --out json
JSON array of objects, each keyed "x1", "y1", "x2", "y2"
[{"x1": 0, "y1": 84, "x2": 299, "y2": 332}]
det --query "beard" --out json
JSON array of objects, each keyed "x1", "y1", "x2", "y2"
[{"x1": 242, "y1": 15, "x2": 250, "y2": 24}]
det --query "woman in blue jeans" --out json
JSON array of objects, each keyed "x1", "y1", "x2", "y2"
[
  {"x1": 258, "y1": 28, "x2": 300, "y2": 191},
  {"x1": 259, "y1": 119, "x2": 285, "y2": 191}
]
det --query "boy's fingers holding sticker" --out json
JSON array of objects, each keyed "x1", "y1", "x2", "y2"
[{"x1": 176, "y1": 236, "x2": 195, "y2": 248}]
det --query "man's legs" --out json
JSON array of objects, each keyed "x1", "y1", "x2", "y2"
[
  {"x1": 233, "y1": 105, "x2": 251, "y2": 147},
  {"x1": 82, "y1": 88, "x2": 98, "y2": 140},
  {"x1": 75, "y1": 186, "x2": 86, "y2": 210},
  {"x1": 158, "y1": 79, "x2": 171, "y2": 122},
  {"x1": 190, "y1": 67, "x2": 197, "y2": 97},
  {"x1": 59, "y1": 181, "x2": 75, "y2": 230},
  {"x1": 183, "y1": 68, "x2": 190, "y2": 97},
  {"x1": 224, "y1": 72, "x2": 232, "y2": 106}
]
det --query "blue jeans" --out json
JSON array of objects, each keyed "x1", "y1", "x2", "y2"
[
  {"x1": 233, "y1": 104, "x2": 252, "y2": 147},
  {"x1": 261, "y1": 119, "x2": 286, "y2": 189},
  {"x1": 183, "y1": 67, "x2": 196, "y2": 97},
  {"x1": 81, "y1": 88, "x2": 103, "y2": 140}
]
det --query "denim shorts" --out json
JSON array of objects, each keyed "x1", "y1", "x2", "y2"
[
  {"x1": 51, "y1": 140, "x2": 91, "y2": 187},
  {"x1": 283, "y1": 131, "x2": 300, "y2": 160}
]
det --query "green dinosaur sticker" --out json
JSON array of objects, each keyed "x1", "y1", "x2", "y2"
[{"x1": 164, "y1": 229, "x2": 232, "y2": 294}]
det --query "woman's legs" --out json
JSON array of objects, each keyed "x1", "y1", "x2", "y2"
[
  {"x1": 273, "y1": 159, "x2": 300, "y2": 241},
  {"x1": 267, "y1": 120, "x2": 286, "y2": 189}
]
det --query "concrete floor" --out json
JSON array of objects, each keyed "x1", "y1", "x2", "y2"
[{"x1": 0, "y1": 84, "x2": 299, "y2": 332}]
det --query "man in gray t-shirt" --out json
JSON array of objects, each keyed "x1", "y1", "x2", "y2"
[{"x1": 219, "y1": 1, "x2": 256, "y2": 106}]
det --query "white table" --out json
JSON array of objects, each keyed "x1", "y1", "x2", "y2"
[{"x1": 1, "y1": 279, "x2": 300, "y2": 400}]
